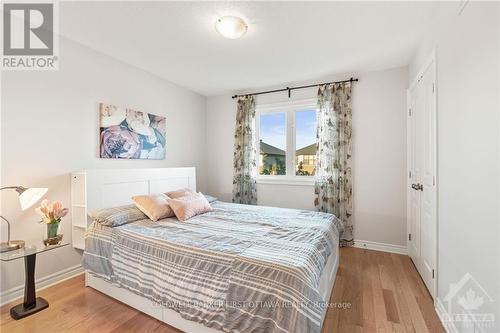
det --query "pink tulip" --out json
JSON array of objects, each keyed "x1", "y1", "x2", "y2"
[
  {"x1": 40, "y1": 199, "x2": 50, "y2": 209},
  {"x1": 35, "y1": 200, "x2": 68, "y2": 223},
  {"x1": 58, "y1": 208, "x2": 69, "y2": 219}
]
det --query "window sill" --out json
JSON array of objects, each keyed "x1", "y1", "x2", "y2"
[{"x1": 256, "y1": 177, "x2": 315, "y2": 186}]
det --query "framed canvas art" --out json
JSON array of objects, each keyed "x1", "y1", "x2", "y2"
[{"x1": 99, "y1": 103, "x2": 166, "y2": 159}]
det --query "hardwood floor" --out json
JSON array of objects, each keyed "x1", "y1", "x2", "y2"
[
  {"x1": 323, "y1": 248, "x2": 444, "y2": 333},
  {"x1": 0, "y1": 248, "x2": 444, "y2": 333}
]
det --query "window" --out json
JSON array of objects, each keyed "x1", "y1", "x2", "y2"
[
  {"x1": 295, "y1": 109, "x2": 317, "y2": 176},
  {"x1": 256, "y1": 99, "x2": 317, "y2": 184},
  {"x1": 258, "y1": 113, "x2": 286, "y2": 175}
]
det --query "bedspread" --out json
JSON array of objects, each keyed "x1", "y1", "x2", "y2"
[{"x1": 82, "y1": 201, "x2": 342, "y2": 333}]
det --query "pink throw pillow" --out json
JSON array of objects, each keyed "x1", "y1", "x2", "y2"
[
  {"x1": 165, "y1": 188, "x2": 195, "y2": 199},
  {"x1": 168, "y1": 192, "x2": 212, "y2": 221}
]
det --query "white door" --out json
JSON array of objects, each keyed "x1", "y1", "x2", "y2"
[
  {"x1": 408, "y1": 88, "x2": 420, "y2": 262},
  {"x1": 407, "y1": 58, "x2": 437, "y2": 299}
]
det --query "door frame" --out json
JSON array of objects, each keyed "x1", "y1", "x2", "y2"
[{"x1": 406, "y1": 49, "x2": 438, "y2": 302}]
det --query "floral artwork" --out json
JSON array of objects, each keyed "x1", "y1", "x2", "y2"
[{"x1": 99, "y1": 103, "x2": 166, "y2": 159}]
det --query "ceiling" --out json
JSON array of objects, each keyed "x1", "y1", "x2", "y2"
[{"x1": 60, "y1": 1, "x2": 437, "y2": 96}]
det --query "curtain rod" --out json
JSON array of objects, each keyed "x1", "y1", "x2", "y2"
[{"x1": 231, "y1": 77, "x2": 359, "y2": 99}]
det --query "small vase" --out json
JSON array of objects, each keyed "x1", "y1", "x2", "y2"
[{"x1": 43, "y1": 221, "x2": 63, "y2": 246}]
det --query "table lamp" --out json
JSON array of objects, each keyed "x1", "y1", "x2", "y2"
[{"x1": 0, "y1": 186, "x2": 48, "y2": 252}]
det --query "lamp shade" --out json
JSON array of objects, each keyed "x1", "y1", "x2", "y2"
[{"x1": 18, "y1": 187, "x2": 48, "y2": 211}]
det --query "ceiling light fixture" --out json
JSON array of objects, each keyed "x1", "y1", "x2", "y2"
[{"x1": 215, "y1": 16, "x2": 248, "y2": 39}]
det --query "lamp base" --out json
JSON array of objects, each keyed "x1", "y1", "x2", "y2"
[
  {"x1": 10, "y1": 297, "x2": 49, "y2": 320},
  {"x1": 0, "y1": 240, "x2": 25, "y2": 253}
]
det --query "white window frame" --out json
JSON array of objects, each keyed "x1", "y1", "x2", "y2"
[{"x1": 255, "y1": 98, "x2": 317, "y2": 186}]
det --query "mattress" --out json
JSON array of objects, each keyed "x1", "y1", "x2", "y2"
[
  {"x1": 83, "y1": 201, "x2": 343, "y2": 333},
  {"x1": 319, "y1": 247, "x2": 339, "y2": 302}
]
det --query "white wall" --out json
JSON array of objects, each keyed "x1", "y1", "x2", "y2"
[
  {"x1": 409, "y1": 2, "x2": 499, "y2": 332},
  {"x1": 206, "y1": 67, "x2": 408, "y2": 247},
  {"x1": 0, "y1": 37, "x2": 207, "y2": 295}
]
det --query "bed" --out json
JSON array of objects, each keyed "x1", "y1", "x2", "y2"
[{"x1": 73, "y1": 168, "x2": 342, "y2": 333}]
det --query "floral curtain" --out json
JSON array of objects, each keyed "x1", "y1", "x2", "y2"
[
  {"x1": 232, "y1": 95, "x2": 258, "y2": 205},
  {"x1": 314, "y1": 82, "x2": 353, "y2": 247}
]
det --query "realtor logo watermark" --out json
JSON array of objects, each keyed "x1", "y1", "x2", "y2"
[
  {"x1": 2, "y1": 1, "x2": 59, "y2": 70},
  {"x1": 442, "y1": 272, "x2": 495, "y2": 330}
]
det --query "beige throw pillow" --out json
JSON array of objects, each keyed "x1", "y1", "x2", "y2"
[
  {"x1": 132, "y1": 193, "x2": 174, "y2": 222},
  {"x1": 168, "y1": 192, "x2": 213, "y2": 221}
]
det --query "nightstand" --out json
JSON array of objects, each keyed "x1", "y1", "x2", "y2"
[{"x1": 1, "y1": 241, "x2": 69, "y2": 319}]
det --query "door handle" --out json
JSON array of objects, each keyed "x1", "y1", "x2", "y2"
[{"x1": 411, "y1": 183, "x2": 424, "y2": 191}]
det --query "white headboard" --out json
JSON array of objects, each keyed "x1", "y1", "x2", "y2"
[{"x1": 70, "y1": 167, "x2": 196, "y2": 249}]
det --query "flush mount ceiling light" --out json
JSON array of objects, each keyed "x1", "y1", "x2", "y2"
[{"x1": 215, "y1": 16, "x2": 248, "y2": 39}]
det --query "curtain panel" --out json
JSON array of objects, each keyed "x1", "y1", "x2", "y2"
[
  {"x1": 315, "y1": 82, "x2": 353, "y2": 247},
  {"x1": 232, "y1": 95, "x2": 258, "y2": 205}
]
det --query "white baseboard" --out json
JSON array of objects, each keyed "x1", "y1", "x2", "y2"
[
  {"x1": 353, "y1": 239, "x2": 407, "y2": 255},
  {"x1": 0, "y1": 264, "x2": 83, "y2": 306},
  {"x1": 435, "y1": 297, "x2": 460, "y2": 333}
]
